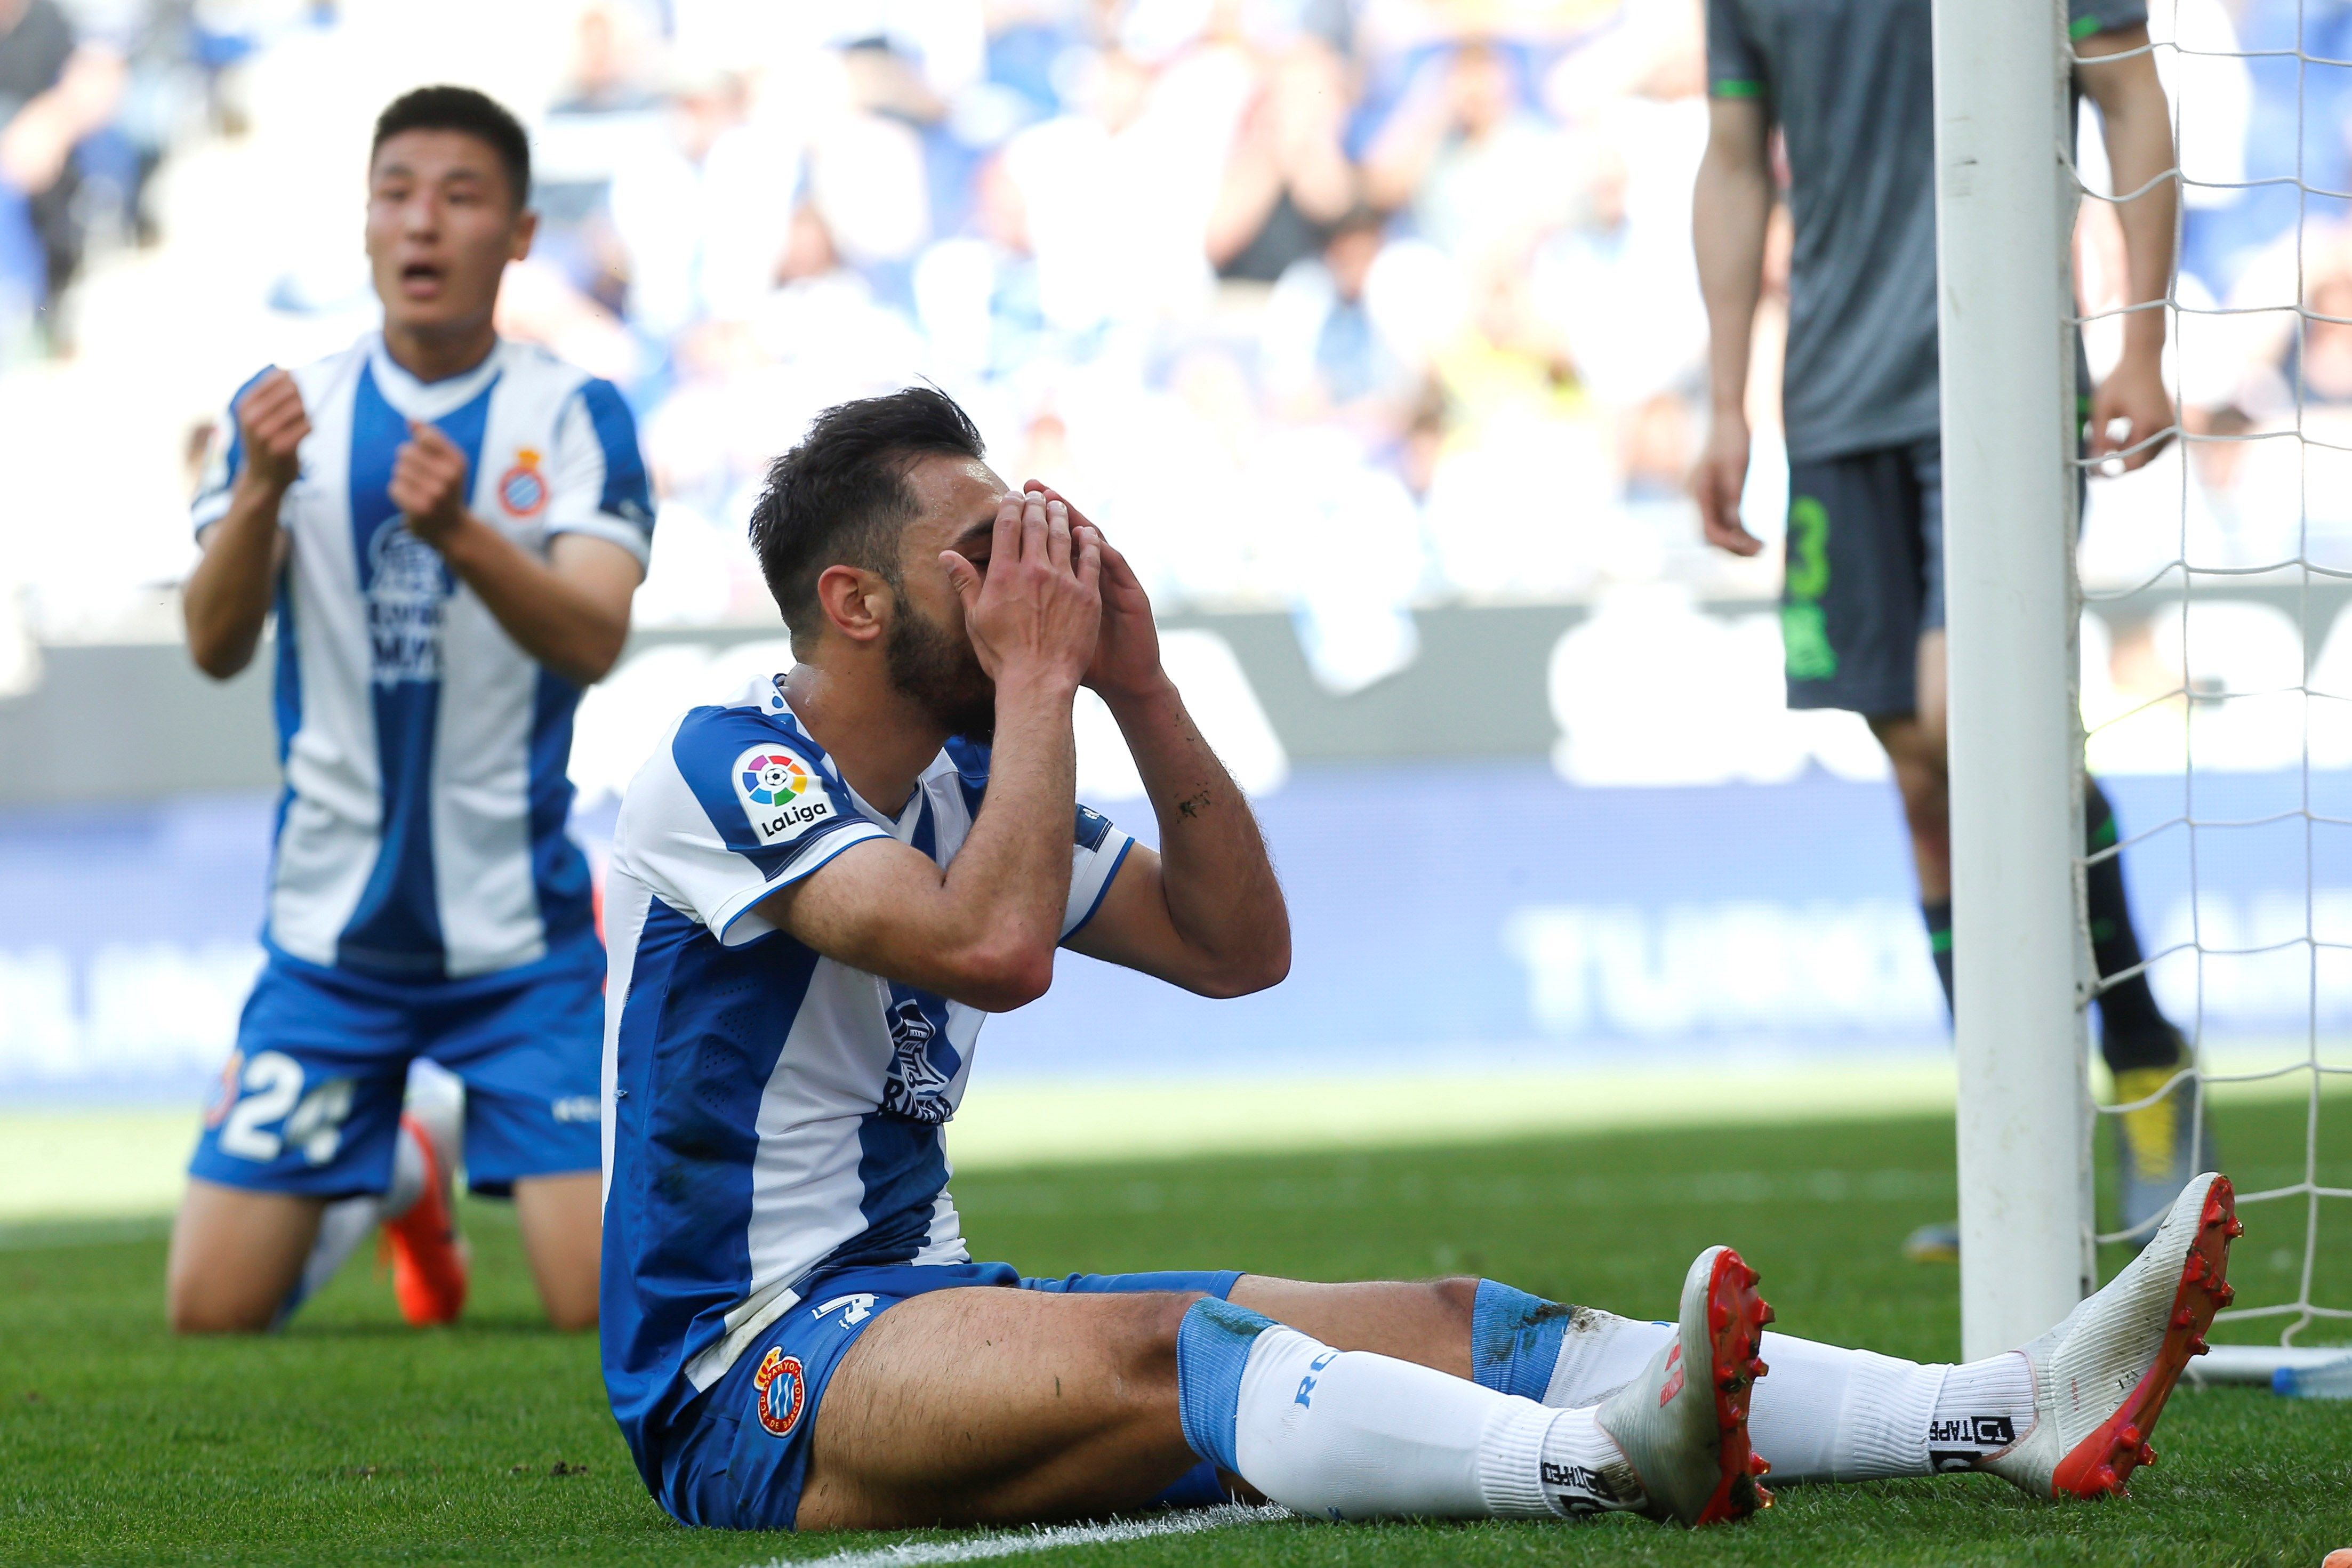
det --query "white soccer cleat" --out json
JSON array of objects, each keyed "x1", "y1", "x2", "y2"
[
  {"x1": 1983, "y1": 1172, "x2": 2239, "y2": 1500},
  {"x1": 1595, "y1": 1245, "x2": 1774, "y2": 1527}
]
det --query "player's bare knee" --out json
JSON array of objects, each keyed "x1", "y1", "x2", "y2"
[
  {"x1": 542, "y1": 1296, "x2": 598, "y2": 1333},
  {"x1": 1426, "y1": 1274, "x2": 1481, "y2": 1328},
  {"x1": 1111, "y1": 1291, "x2": 1205, "y2": 1400},
  {"x1": 1873, "y1": 730, "x2": 1947, "y2": 821},
  {"x1": 166, "y1": 1279, "x2": 272, "y2": 1336}
]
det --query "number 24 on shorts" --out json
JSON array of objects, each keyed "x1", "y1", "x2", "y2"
[{"x1": 210, "y1": 1049, "x2": 357, "y2": 1166}]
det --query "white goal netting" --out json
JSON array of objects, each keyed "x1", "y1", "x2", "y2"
[{"x1": 2070, "y1": 0, "x2": 2349, "y2": 1345}]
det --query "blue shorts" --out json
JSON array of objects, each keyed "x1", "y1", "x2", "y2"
[
  {"x1": 645, "y1": 1261, "x2": 1242, "y2": 1531},
  {"x1": 187, "y1": 937, "x2": 605, "y2": 1199}
]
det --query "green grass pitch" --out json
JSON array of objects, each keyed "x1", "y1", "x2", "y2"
[{"x1": 2, "y1": 1099, "x2": 2346, "y2": 1567}]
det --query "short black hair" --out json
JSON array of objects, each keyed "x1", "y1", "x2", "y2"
[
  {"x1": 749, "y1": 387, "x2": 988, "y2": 648},
  {"x1": 371, "y1": 86, "x2": 531, "y2": 208}
]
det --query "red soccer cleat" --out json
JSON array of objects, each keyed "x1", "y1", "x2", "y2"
[{"x1": 385, "y1": 1111, "x2": 469, "y2": 1327}]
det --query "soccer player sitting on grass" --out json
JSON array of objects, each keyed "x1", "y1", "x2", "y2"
[
  {"x1": 598, "y1": 386, "x2": 2240, "y2": 1533},
  {"x1": 171, "y1": 86, "x2": 650, "y2": 1334}
]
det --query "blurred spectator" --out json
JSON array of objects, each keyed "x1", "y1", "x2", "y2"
[
  {"x1": 0, "y1": 0, "x2": 126, "y2": 355},
  {"x1": 606, "y1": 60, "x2": 797, "y2": 339},
  {"x1": 1207, "y1": 34, "x2": 1356, "y2": 281},
  {"x1": 2222, "y1": 0, "x2": 2352, "y2": 292},
  {"x1": 1004, "y1": 41, "x2": 1249, "y2": 333},
  {"x1": 2292, "y1": 261, "x2": 2352, "y2": 408},
  {"x1": 1, "y1": 0, "x2": 2345, "y2": 645},
  {"x1": 1363, "y1": 41, "x2": 1570, "y2": 271},
  {"x1": 1261, "y1": 205, "x2": 1420, "y2": 439},
  {"x1": 913, "y1": 149, "x2": 1049, "y2": 380},
  {"x1": 551, "y1": 1, "x2": 661, "y2": 115}
]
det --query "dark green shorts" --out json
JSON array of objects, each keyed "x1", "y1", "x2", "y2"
[{"x1": 1780, "y1": 435, "x2": 1944, "y2": 717}]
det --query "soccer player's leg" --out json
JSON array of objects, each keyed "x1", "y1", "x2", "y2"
[
  {"x1": 1228, "y1": 1274, "x2": 1482, "y2": 1377},
  {"x1": 422, "y1": 937, "x2": 606, "y2": 1330},
  {"x1": 1783, "y1": 442, "x2": 1947, "y2": 992},
  {"x1": 172, "y1": 958, "x2": 411, "y2": 1332},
  {"x1": 791, "y1": 1285, "x2": 1206, "y2": 1530},
  {"x1": 2083, "y1": 777, "x2": 2214, "y2": 1237},
  {"x1": 1524, "y1": 1175, "x2": 2237, "y2": 1498},
  {"x1": 510, "y1": 1171, "x2": 601, "y2": 1330},
  {"x1": 785, "y1": 1253, "x2": 1768, "y2": 1532}
]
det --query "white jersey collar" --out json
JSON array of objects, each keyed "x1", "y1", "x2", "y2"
[{"x1": 364, "y1": 332, "x2": 508, "y2": 421}]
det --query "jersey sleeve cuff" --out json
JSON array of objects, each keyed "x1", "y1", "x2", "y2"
[
  {"x1": 545, "y1": 510, "x2": 654, "y2": 567},
  {"x1": 1060, "y1": 832, "x2": 1135, "y2": 943},
  {"x1": 190, "y1": 493, "x2": 232, "y2": 537},
  {"x1": 708, "y1": 820, "x2": 893, "y2": 946}
]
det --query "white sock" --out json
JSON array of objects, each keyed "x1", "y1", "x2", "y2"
[
  {"x1": 1924, "y1": 1352, "x2": 2035, "y2": 1471},
  {"x1": 280, "y1": 1124, "x2": 428, "y2": 1318},
  {"x1": 1540, "y1": 1307, "x2": 1671, "y2": 1408},
  {"x1": 1534, "y1": 1309, "x2": 2034, "y2": 1483},
  {"x1": 1227, "y1": 1323, "x2": 1644, "y2": 1521}
]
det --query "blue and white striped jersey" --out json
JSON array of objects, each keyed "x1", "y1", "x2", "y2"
[
  {"x1": 192, "y1": 333, "x2": 653, "y2": 980},
  {"x1": 598, "y1": 674, "x2": 1133, "y2": 1452}
]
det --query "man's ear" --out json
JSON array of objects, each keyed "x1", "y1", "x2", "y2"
[
  {"x1": 814, "y1": 564, "x2": 889, "y2": 646},
  {"x1": 510, "y1": 208, "x2": 539, "y2": 262}
]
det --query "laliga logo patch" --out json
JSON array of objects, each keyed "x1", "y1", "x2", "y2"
[
  {"x1": 752, "y1": 1348, "x2": 806, "y2": 1437},
  {"x1": 497, "y1": 447, "x2": 548, "y2": 518},
  {"x1": 733, "y1": 745, "x2": 835, "y2": 846}
]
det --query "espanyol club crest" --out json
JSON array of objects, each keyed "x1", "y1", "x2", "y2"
[
  {"x1": 752, "y1": 1348, "x2": 806, "y2": 1437},
  {"x1": 497, "y1": 447, "x2": 548, "y2": 518}
]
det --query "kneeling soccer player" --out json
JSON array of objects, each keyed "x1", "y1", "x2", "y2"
[{"x1": 598, "y1": 387, "x2": 2241, "y2": 1531}]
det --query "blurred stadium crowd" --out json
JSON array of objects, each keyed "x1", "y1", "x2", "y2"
[{"x1": 0, "y1": 0, "x2": 2346, "y2": 695}]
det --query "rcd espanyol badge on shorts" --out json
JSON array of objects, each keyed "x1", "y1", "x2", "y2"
[
  {"x1": 734, "y1": 744, "x2": 836, "y2": 846},
  {"x1": 497, "y1": 447, "x2": 548, "y2": 518},
  {"x1": 752, "y1": 1348, "x2": 806, "y2": 1437}
]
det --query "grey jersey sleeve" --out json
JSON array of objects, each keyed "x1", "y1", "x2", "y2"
[
  {"x1": 1704, "y1": 0, "x2": 1768, "y2": 100},
  {"x1": 2068, "y1": 0, "x2": 2148, "y2": 40}
]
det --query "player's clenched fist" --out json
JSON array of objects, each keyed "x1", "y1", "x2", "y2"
[
  {"x1": 942, "y1": 490, "x2": 1101, "y2": 692},
  {"x1": 232, "y1": 369, "x2": 311, "y2": 494},
  {"x1": 390, "y1": 420, "x2": 472, "y2": 545}
]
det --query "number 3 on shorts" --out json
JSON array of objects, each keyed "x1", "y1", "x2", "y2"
[{"x1": 218, "y1": 1051, "x2": 356, "y2": 1167}]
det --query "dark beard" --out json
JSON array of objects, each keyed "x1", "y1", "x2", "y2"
[{"x1": 887, "y1": 601, "x2": 997, "y2": 744}]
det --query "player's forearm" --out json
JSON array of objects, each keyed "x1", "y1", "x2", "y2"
[
  {"x1": 2078, "y1": 30, "x2": 2177, "y2": 367},
  {"x1": 432, "y1": 516, "x2": 629, "y2": 686},
  {"x1": 1692, "y1": 154, "x2": 1771, "y2": 415},
  {"x1": 182, "y1": 477, "x2": 287, "y2": 679},
  {"x1": 1106, "y1": 677, "x2": 1289, "y2": 990},
  {"x1": 2098, "y1": 92, "x2": 2178, "y2": 367},
  {"x1": 932, "y1": 671, "x2": 1089, "y2": 1001}
]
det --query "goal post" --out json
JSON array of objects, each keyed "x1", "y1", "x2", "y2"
[{"x1": 1932, "y1": 0, "x2": 2098, "y2": 1362}]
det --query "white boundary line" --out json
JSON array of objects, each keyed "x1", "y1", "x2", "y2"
[{"x1": 743, "y1": 1504, "x2": 1292, "y2": 1568}]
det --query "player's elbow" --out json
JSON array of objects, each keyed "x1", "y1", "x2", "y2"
[
  {"x1": 186, "y1": 624, "x2": 255, "y2": 681},
  {"x1": 1191, "y1": 932, "x2": 1291, "y2": 999},
  {"x1": 557, "y1": 622, "x2": 629, "y2": 686},
  {"x1": 945, "y1": 940, "x2": 1056, "y2": 1012}
]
